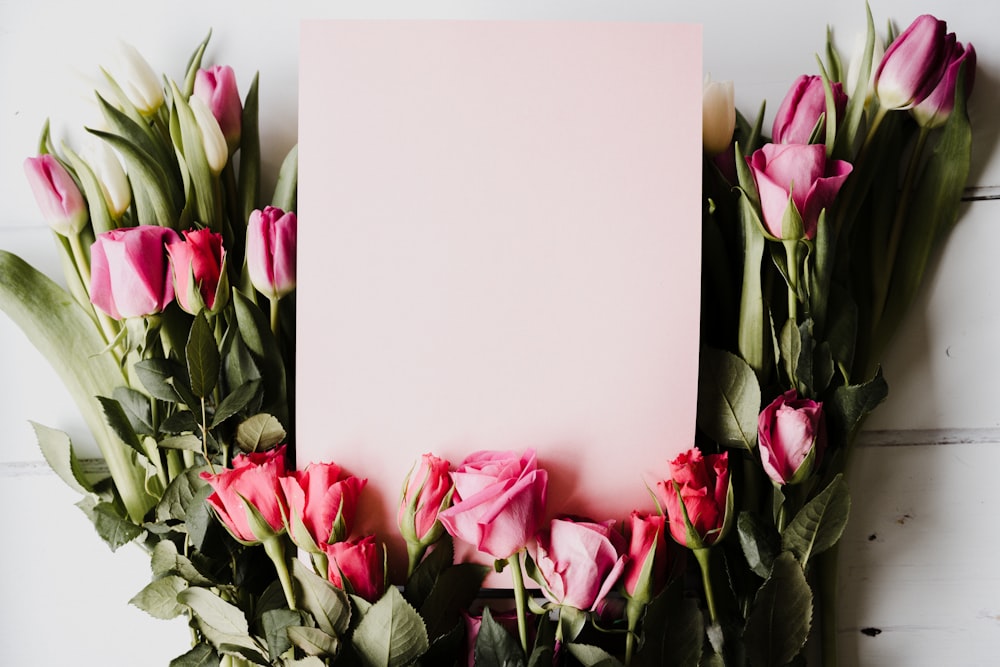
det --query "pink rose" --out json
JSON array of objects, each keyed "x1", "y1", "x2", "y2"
[
  {"x1": 438, "y1": 449, "x2": 548, "y2": 560},
  {"x1": 246, "y1": 207, "x2": 297, "y2": 300},
  {"x1": 656, "y1": 448, "x2": 732, "y2": 549},
  {"x1": 747, "y1": 143, "x2": 852, "y2": 240},
  {"x1": 279, "y1": 462, "x2": 367, "y2": 553},
  {"x1": 325, "y1": 535, "x2": 385, "y2": 603},
  {"x1": 758, "y1": 389, "x2": 826, "y2": 485},
  {"x1": 772, "y1": 75, "x2": 847, "y2": 145},
  {"x1": 90, "y1": 225, "x2": 181, "y2": 319},
  {"x1": 201, "y1": 445, "x2": 288, "y2": 544},
  {"x1": 622, "y1": 511, "x2": 670, "y2": 603},
  {"x1": 528, "y1": 517, "x2": 626, "y2": 611},
  {"x1": 398, "y1": 453, "x2": 453, "y2": 545},
  {"x1": 193, "y1": 65, "x2": 242, "y2": 152},
  {"x1": 167, "y1": 228, "x2": 227, "y2": 315},
  {"x1": 23, "y1": 154, "x2": 88, "y2": 237}
]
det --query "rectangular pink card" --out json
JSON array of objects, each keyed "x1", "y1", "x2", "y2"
[{"x1": 297, "y1": 21, "x2": 703, "y2": 579}]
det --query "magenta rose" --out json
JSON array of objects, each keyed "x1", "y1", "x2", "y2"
[
  {"x1": 622, "y1": 511, "x2": 670, "y2": 603},
  {"x1": 758, "y1": 389, "x2": 826, "y2": 485},
  {"x1": 246, "y1": 206, "x2": 297, "y2": 300},
  {"x1": 747, "y1": 143, "x2": 852, "y2": 240},
  {"x1": 23, "y1": 154, "x2": 88, "y2": 237},
  {"x1": 528, "y1": 517, "x2": 626, "y2": 612},
  {"x1": 438, "y1": 449, "x2": 548, "y2": 560},
  {"x1": 324, "y1": 535, "x2": 385, "y2": 603},
  {"x1": 167, "y1": 228, "x2": 228, "y2": 315},
  {"x1": 656, "y1": 448, "x2": 732, "y2": 549},
  {"x1": 772, "y1": 74, "x2": 847, "y2": 145},
  {"x1": 279, "y1": 462, "x2": 367, "y2": 553},
  {"x1": 398, "y1": 453, "x2": 453, "y2": 546},
  {"x1": 193, "y1": 65, "x2": 242, "y2": 152},
  {"x1": 201, "y1": 445, "x2": 288, "y2": 544},
  {"x1": 90, "y1": 225, "x2": 181, "y2": 319}
]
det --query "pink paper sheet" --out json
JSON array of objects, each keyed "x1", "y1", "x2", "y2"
[{"x1": 297, "y1": 20, "x2": 703, "y2": 581}]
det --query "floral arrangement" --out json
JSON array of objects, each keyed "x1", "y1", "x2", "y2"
[{"x1": 0, "y1": 6, "x2": 974, "y2": 667}]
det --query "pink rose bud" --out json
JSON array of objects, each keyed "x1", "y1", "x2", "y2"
[
  {"x1": 438, "y1": 449, "x2": 548, "y2": 560},
  {"x1": 23, "y1": 155, "x2": 88, "y2": 237},
  {"x1": 324, "y1": 535, "x2": 386, "y2": 603},
  {"x1": 279, "y1": 462, "x2": 367, "y2": 554},
  {"x1": 874, "y1": 15, "x2": 952, "y2": 110},
  {"x1": 398, "y1": 453, "x2": 453, "y2": 546},
  {"x1": 772, "y1": 75, "x2": 848, "y2": 145},
  {"x1": 193, "y1": 65, "x2": 242, "y2": 152},
  {"x1": 246, "y1": 206, "x2": 297, "y2": 300},
  {"x1": 529, "y1": 517, "x2": 626, "y2": 612},
  {"x1": 200, "y1": 445, "x2": 288, "y2": 544},
  {"x1": 90, "y1": 225, "x2": 181, "y2": 320},
  {"x1": 911, "y1": 41, "x2": 976, "y2": 129},
  {"x1": 656, "y1": 448, "x2": 733, "y2": 549},
  {"x1": 703, "y1": 75, "x2": 736, "y2": 157},
  {"x1": 758, "y1": 390, "x2": 826, "y2": 485},
  {"x1": 167, "y1": 228, "x2": 228, "y2": 315},
  {"x1": 747, "y1": 143, "x2": 853, "y2": 240},
  {"x1": 622, "y1": 511, "x2": 670, "y2": 603}
]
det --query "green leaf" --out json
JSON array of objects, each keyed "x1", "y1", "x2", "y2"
[
  {"x1": 743, "y1": 552, "x2": 812, "y2": 667},
  {"x1": 781, "y1": 475, "x2": 851, "y2": 569},
  {"x1": 178, "y1": 587, "x2": 261, "y2": 656},
  {"x1": 32, "y1": 422, "x2": 93, "y2": 495},
  {"x1": 217, "y1": 643, "x2": 270, "y2": 666},
  {"x1": 636, "y1": 577, "x2": 702, "y2": 667},
  {"x1": 187, "y1": 312, "x2": 220, "y2": 398},
  {"x1": 557, "y1": 605, "x2": 588, "y2": 644},
  {"x1": 160, "y1": 410, "x2": 200, "y2": 435},
  {"x1": 475, "y1": 607, "x2": 526, "y2": 667},
  {"x1": 566, "y1": 643, "x2": 624, "y2": 667},
  {"x1": 287, "y1": 626, "x2": 341, "y2": 658},
  {"x1": 156, "y1": 466, "x2": 209, "y2": 523},
  {"x1": 697, "y1": 347, "x2": 761, "y2": 450},
  {"x1": 134, "y1": 358, "x2": 196, "y2": 405},
  {"x1": 239, "y1": 73, "x2": 262, "y2": 222},
  {"x1": 158, "y1": 435, "x2": 204, "y2": 452},
  {"x1": 262, "y1": 608, "x2": 305, "y2": 660},
  {"x1": 779, "y1": 319, "x2": 802, "y2": 391},
  {"x1": 236, "y1": 413, "x2": 286, "y2": 453},
  {"x1": 826, "y1": 370, "x2": 888, "y2": 449},
  {"x1": 212, "y1": 379, "x2": 263, "y2": 427},
  {"x1": 150, "y1": 540, "x2": 213, "y2": 586},
  {"x1": 113, "y1": 386, "x2": 154, "y2": 435},
  {"x1": 89, "y1": 501, "x2": 143, "y2": 551},
  {"x1": 97, "y1": 396, "x2": 144, "y2": 455},
  {"x1": 419, "y1": 562, "x2": 491, "y2": 640},
  {"x1": 169, "y1": 642, "x2": 219, "y2": 667},
  {"x1": 404, "y1": 535, "x2": 454, "y2": 609},
  {"x1": 291, "y1": 559, "x2": 352, "y2": 638},
  {"x1": 233, "y1": 290, "x2": 288, "y2": 425},
  {"x1": 352, "y1": 585, "x2": 430, "y2": 667},
  {"x1": 129, "y1": 575, "x2": 188, "y2": 619},
  {"x1": 738, "y1": 511, "x2": 781, "y2": 579},
  {"x1": 272, "y1": 144, "x2": 298, "y2": 212}
]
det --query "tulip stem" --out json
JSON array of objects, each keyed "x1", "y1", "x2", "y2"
[
  {"x1": 263, "y1": 536, "x2": 297, "y2": 610},
  {"x1": 507, "y1": 552, "x2": 530, "y2": 656},
  {"x1": 270, "y1": 297, "x2": 281, "y2": 341}
]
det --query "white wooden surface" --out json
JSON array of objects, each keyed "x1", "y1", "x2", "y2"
[{"x1": 2, "y1": 1, "x2": 999, "y2": 664}]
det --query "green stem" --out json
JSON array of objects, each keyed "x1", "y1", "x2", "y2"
[
  {"x1": 738, "y1": 208, "x2": 768, "y2": 378},
  {"x1": 624, "y1": 597, "x2": 644, "y2": 667},
  {"x1": 269, "y1": 297, "x2": 281, "y2": 341},
  {"x1": 405, "y1": 540, "x2": 426, "y2": 580},
  {"x1": 70, "y1": 232, "x2": 120, "y2": 348},
  {"x1": 508, "y1": 552, "x2": 530, "y2": 656},
  {"x1": 693, "y1": 548, "x2": 719, "y2": 627},
  {"x1": 263, "y1": 536, "x2": 297, "y2": 610},
  {"x1": 783, "y1": 239, "x2": 800, "y2": 324}
]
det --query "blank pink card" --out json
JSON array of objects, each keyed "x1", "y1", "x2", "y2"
[{"x1": 297, "y1": 20, "x2": 703, "y2": 578}]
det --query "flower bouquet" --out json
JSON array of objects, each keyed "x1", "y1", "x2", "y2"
[{"x1": 0, "y1": 5, "x2": 975, "y2": 666}]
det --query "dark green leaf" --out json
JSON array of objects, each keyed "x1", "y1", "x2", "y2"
[
  {"x1": 566, "y1": 643, "x2": 624, "y2": 667},
  {"x1": 160, "y1": 410, "x2": 200, "y2": 435},
  {"x1": 262, "y1": 608, "x2": 306, "y2": 660},
  {"x1": 169, "y1": 642, "x2": 219, "y2": 667},
  {"x1": 217, "y1": 644, "x2": 270, "y2": 666},
  {"x1": 157, "y1": 466, "x2": 208, "y2": 523},
  {"x1": 239, "y1": 74, "x2": 261, "y2": 222},
  {"x1": 476, "y1": 607, "x2": 526, "y2": 667},
  {"x1": 97, "y1": 396, "x2": 144, "y2": 454},
  {"x1": 287, "y1": 626, "x2": 340, "y2": 658},
  {"x1": 404, "y1": 534, "x2": 454, "y2": 609},
  {"x1": 233, "y1": 290, "x2": 288, "y2": 426},
  {"x1": 212, "y1": 379, "x2": 263, "y2": 427},
  {"x1": 158, "y1": 435, "x2": 204, "y2": 452},
  {"x1": 130, "y1": 575, "x2": 188, "y2": 619},
  {"x1": 179, "y1": 587, "x2": 263, "y2": 658},
  {"x1": 135, "y1": 358, "x2": 193, "y2": 405},
  {"x1": 187, "y1": 312, "x2": 221, "y2": 398},
  {"x1": 184, "y1": 480, "x2": 215, "y2": 551},
  {"x1": 738, "y1": 511, "x2": 781, "y2": 579},
  {"x1": 420, "y1": 562, "x2": 491, "y2": 640},
  {"x1": 236, "y1": 413, "x2": 286, "y2": 453},
  {"x1": 113, "y1": 386, "x2": 154, "y2": 435},
  {"x1": 89, "y1": 501, "x2": 143, "y2": 551},
  {"x1": 32, "y1": 422, "x2": 92, "y2": 495},
  {"x1": 743, "y1": 552, "x2": 812, "y2": 667},
  {"x1": 291, "y1": 559, "x2": 352, "y2": 638},
  {"x1": 352, "y1": 585, "x2": 429, "y2": 667},
  {"x1": 782, "y1": 475, "x2": 851, "y2": 569},
  {"x1": 636, "y1": 577, "x2": 702, "y2": 667},
  {"x1": 697, "y1": 347, "x2": 761, "y2": 450},
  {"x1": 826, "y1": 370, "x2": 888, "y2": 449}
]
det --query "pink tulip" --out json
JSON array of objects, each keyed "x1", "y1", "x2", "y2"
[
  {"x1": 24, "y1": 155, "x2": 88, "y2": 237},
  {"x1": 246, "y1": 207, "x2": 297, "y2": 300},
  {"x1": 772, "y1": 75, "x2": 847, "y2": 145},
  {"x1": 747, "y1": 143, "x2": 853, "y2": 240},
  {"x1": 438, "y1": 449, "x2": 548, "y2": 560},
  {"x1": 279, "y1": 462, "x2": 366, "y2": 553},
  {"x1": 201, "y1": 445, "x2": 288, "y2": 544},
  {"x1": 758, "y1": 390, "x2": 826, "y2": 485},
  {"x1": 325, "y1": 535, "x2": 385, "y2": 602},
  {"x1": 874, "y1": 15, "x2": 952, "y2": 110},
  {"x1": 398, "y1": 453, "x2": 453, "y2": 545},
  {"x1": 911, "y1": 41, "x2": 976, "y2": 129},
  {"x1": 193, "y1": 65, "x2": 242, "y2": 152},
  {"x1": 167, "y1": 228, "x2": 227, "y2": 315},
  {"x1": 656, "y1": 448, "x2": 732, "y2": 549},
  {"x1": 529, "y1": 517, "x2": 626, "y2": 611},
  {"x1": 622, "y1": 511, "x2": 670, "y2": 603},
  {"x1": 90, "y1": 225, "x2": 180, "y2": 319}
]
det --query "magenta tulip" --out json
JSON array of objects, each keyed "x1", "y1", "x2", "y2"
[
  {"x1": 280, "y1": 462, "x2": 367, "y2": 553},
  {"x1": 529, "y1": 517, "x2": 626, "y2": 611},
  {"x1": 193, "y1": 65, "x2": 242, "y2": 152},
  {"x1": 911, "y1": 41, "x2": 976, "y2": 129},
  {"x1": 656, "y1": 448, "x2": 732, "y2": 549},
  {"x1": 874, "y1": 15, "x2": 952, "y2": 110},
  {"x1": 167, "y1": 228, "x2": 227, "y2": 315},
  {"x1": 772, "y1": 75, "x2": 847, "y2": 145},
  {"x1": 201, "y1": 445, "x2": 288, "y2": 544},
  {"x1": 246, "y1": 206, "x2": 297, "y2": 300},
  {"x1": 90, "y1": 225, "x2": 180, "y2": 319},
  {"x1": 747, "y1": 143, "x2": 852, "y2": 240},
  {"x1": 24, "y1": 155, "x2": 88, "y2": 237},
  {"x1": 324, "y1": 535, "x2": 385, "y2": 602},
  {"x1": 758, "y1": 390, "x2": 826, "y2": 485}
]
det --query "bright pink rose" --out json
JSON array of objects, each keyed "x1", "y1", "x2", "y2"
[
  {"x1": 279, "y1": 462, "x2": 367, "y2": 553},
  {"x1": 90, "y1": 225, "x2": 181, "y2": 319},
  {"x1": 438, "y1": 449, "x2": 548, "y2": 560},
  {"x1": 874, "y1": 15, "x2": 952, "y2": 110},
  {"x1": 462, "y1": 608, "x2": 523, "y2": 667},
  {"x1": 747, "y1": 143, "x2": 852, "y2": 240},
  {"x1": 656, "y1": 448, "x2": 732, "y2": 549},
  {"x1": 911, "y1": 41, "x2": 976, "y2": 129},
  {"x1": 201, "y1": 445, "x2": 288, "y2": 544},
  {"x1": 529, "y1": 517, "x2": 626, "y2": 611},
  {"x1": 167, "y1": 228, "x2": 227, "y2": 315},
  {"x1": 23, "y1": 154, "x2": 88, "y2": 237},
  {"x1": 193, "y1": 65, "x2": 242, "y2": 152},
  {"x1": 246, "y1": 206, "x2": 297, "y2": 300},
  {"x1": 398, "y1": 453, "x2": 453, "y2": 545},
  {"x1": 325, "y1": 535, "x2": 385, "y2": 603},
  {"x1": 622, "y1": 511, "x2": 670, "y2": 603},
  {"x1": 758, "y1": 390, "x2": 826, "y2": 485},
  {"x1": 772, "y1": 75, "x2": 847, "y2": 145}
]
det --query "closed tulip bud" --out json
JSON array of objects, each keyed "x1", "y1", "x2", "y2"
[
  {"x1": 115, "y1": 42, "x2": 165, "y2": 116},
  {"x1": 874, "y1": 15, "x2": 951, "y2": 110},
  {"x1": 189, "y1": 95, "x2": 229, "y2": 175},
  {"x1": 703, "y1": 75, "x2": 736, "y2": 157},
  {"x1": 772, "y1": 75, "x2": 847, "y2": 145},
  {"x1": 23, "y1": 154, "x2": 88, "y2": 237},
  {"x1": 90, "y1": 225, "x2": 180, "y2": 319},
  {"x1": 911, "y1": 41, "x2": 976, "y2": 129},
  {"x1": 194, "y1": 65, "x2": 242, "y2": 153},
  {"x1": 82, "y1": 140, "x2": 131, "y2": 220},
  {"x1": 247, "y1": 207, "x2": 297, "y2": 300}
]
